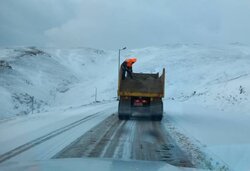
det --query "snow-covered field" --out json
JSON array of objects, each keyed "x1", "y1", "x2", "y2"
[{"x1": 0, "y1": 44, "x2": 250, "y2": 170}]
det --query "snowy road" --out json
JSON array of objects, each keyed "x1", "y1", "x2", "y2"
[
  {"x1": 0, "y1": 112, "x2": 101, "y2": 163},
  {"x1": 0, "y1": 102, "x2": 117, "y2": 163},
  {"x1": 0, "y1": 101, "x2": 235, "y2": 170},
  {"x1": 0, "y1": 104, "x2": 194, "y2": 168},
  {"x1": 54, "y1": 114, "x2": 193, "y2": 168}
]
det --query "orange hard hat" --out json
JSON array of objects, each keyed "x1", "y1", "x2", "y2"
[
  {"x1": 126, "y1": 57, "x2": 137, "y2": 63},
  {"x1": 131, "y1": 58, "x2": 137, "y2": 62},
  {"x1": 125, "y1": 57, "x2": 137, "y2": 67}
]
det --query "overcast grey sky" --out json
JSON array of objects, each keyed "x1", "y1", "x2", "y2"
[{"x1": 0, "y1": 0, "x2": 250, "y2": 50}]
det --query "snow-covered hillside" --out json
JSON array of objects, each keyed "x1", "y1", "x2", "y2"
[
  {"x1": 1, "y1": 44, "x2": 249, "y2": 118},
  {"x1": 130, "y1": 44, "x2": 250, "y2": 113},
  {"x1": 0, "y1": 47, "x2": 116, "y2": 118}
]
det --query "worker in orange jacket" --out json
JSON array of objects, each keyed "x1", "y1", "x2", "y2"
[{"x1": 121, "y1": 58, "x2": 137, "y2": 80}]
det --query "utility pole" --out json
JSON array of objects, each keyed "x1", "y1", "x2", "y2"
[
  {"x1": 31, "y1": 96, "x2": 34, "y2": 114},
  {"x1": 118, "y1": 47, "x2": 127, "y2": 100},
  {"x1": 118, "y1": 47, "x2": 127, "y2": 79},
  {"x1": 95, "y1": 87, "x2": 97, "y2": 102}
]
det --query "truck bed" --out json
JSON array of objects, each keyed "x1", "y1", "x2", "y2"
[{"x1": 118, "y1": 70, "x2": 165, "y2": 97}]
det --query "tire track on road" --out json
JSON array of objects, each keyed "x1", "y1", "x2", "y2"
[
  {"x1": 0, "y1": 112, "x2": 101, "y2": 163},
  {"x1": 55, "y1": 115, "x2": 194, "y2": 168}
]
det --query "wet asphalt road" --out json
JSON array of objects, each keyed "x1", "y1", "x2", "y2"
[{"x1": 54, "y1": 114, "x2": 193, "y2": 168}]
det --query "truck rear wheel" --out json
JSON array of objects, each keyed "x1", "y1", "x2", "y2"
[
  {"x1": 151, "y1": 115, "x2": 163, "y2": 121},
  {"x1": 150, "y1": 99, "x2": 163, "y2": 121},
  {"x1": 118, "y1": 97, "x2": 131, "y2": 120},
  {"x1": 118, "y1": 115, "x2": 130, "y2": 120}
]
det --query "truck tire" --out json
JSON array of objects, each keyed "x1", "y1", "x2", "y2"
[
  {"x1": 118, "y1": 115, "x2": 130, "y2": 120},
  {"x1": 151, "y1": 115, "x2": 163, "y2": 121},
  {"x1": 150, "y1": 99, "x2": 163, "y2": 121},
  {"x1": 118, "y1": 97, "x2": 131, "y2": 120}
]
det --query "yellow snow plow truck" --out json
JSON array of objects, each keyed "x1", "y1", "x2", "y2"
[{"x1": 118, "y1": 68, "x2": 165, "y2": 121}]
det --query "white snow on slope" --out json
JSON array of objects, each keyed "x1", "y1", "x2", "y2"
[
  {"x1": 0, "y1": 47, "x2": 116, "y2": 118},
  {"x1": 0, "y1": 44, "x2": 250, "y2": 170},
  {"x1": 1, "y1": 45, "x2": 249, "y2": 117}
]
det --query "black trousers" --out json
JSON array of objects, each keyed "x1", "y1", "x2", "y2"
[{"x1": 121, "y1": 67, "x2": 133, "y2": 80}]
